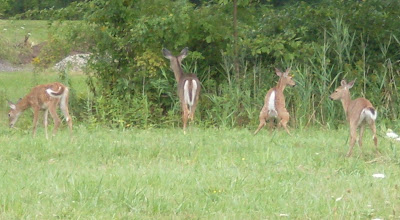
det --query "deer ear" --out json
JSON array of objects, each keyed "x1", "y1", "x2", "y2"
[
  {"x1": 347, "y1": 80, "x2": 355, "y2": 88},
  {"x1": 275, "y1": 68, "x2": 283, "y2": 77},
  {"x1": 8, "y1": 100, "x2": 16, "y2": 110},
  {"x1": 162, "y1": 48, "x2": 173, "y2": 59},
  {"x1": 285, "y1": 67, "x2": 291, "y2": 74},
  {"x1": 178, "y1": 47, "x2": 189, "y2": 61},
  {"x1": 341, "y1": 80, "x2": 347, "y2": 86}
]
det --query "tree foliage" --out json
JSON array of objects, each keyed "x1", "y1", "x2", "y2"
[{"x1": 0, "y1": 0, "x2": 86, "y2": 19}]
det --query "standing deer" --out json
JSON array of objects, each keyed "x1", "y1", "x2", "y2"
[
  {"x1": 254, "y1": 68, "x2": 296, "y2": 135},
  {"x1": 162, "y1": 47, "x2": 201, "y2": 134},
  {"x1": 329, "y1": 79, "x2": 378, "y2": 157},
  {"x1": 7, "y1": 82, "x2": 73, "y2": 139}
]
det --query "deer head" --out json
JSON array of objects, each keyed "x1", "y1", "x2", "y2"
[
  {"x1": 276, "y1": 68, "x2": 296, "y2": 87},
  {"x1": 7, "y1": 99, "x2": 22, "y2": 128},
  {"x1": 162, "y1": 47, "x2": 188, "y2": 83},
  {"x1": 329, "y1": 79, "x2": 355, "y2": 100}
]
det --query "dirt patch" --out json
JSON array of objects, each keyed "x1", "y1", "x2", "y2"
[
  {"x1": 17, "y1": 42, "x2": 47, "y2": 64},
  {"x1": 0, "y1": 59, "x2": 21, "y2": 72}
]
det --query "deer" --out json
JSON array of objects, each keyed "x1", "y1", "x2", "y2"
[
  {"x1": 254, "y1": 68, "x2": 296, "y2": 135},
  {"x1": 329, "y1": 79, "x2": 378, "y2": 157},
  {"x1": 7, "y1": 82, "x2": 73, "y2": 139},
  {"x1": 162, "y1": 47, "x2": 201, "y2": 134}
]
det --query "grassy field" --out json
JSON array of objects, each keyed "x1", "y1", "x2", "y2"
[
  {"x1": 0, "y1": 19, "x2": 49, "y2": 45},
  {"x1": 1, "y1": 70, "x2": 400, "y2": 219}
]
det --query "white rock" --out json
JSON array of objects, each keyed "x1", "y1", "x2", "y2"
[
  {"x1": 54, "y1": 53, "x2": 91, "y2": 72},
  {"x1": 372, "y1": 173, "x2": 385, "y2": 178}
]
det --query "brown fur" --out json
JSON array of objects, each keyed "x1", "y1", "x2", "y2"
[
  {"x1": 162, "y1": 48, "x2": 201, "y2": 133},
  {"x1": 254, "y1": 68, "x2": 296, "y2": 135},
  {"x1": 8, "y1": 82, "x2": 73, "y2": 139},
  {"x1": 329, "y1": 79, "x2": 378, "y2": 157}
]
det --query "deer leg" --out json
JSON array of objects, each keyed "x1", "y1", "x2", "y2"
[
  {"x1": 347, "y1": 124, "x2": 357, "y2": 157},
  {"x1": 60, "y1": 95, "x2": 73, "y2": 135},
  {"x1": 189, "y1": 100, "x2": 198, "y2": 121},
  {"x1": 182, "y1": 104, "x2": 189, "y2": 134},
  {"x1": 368, "y1": 121, "x2": 378, "y2": 154},
  {"x1": 358, "y1": 124, "x2": 365, "y2": 155},
  {"x1": 49, "y1": 106, "x2": 61, "y2": 136},
  {"x1": 279, "y1": 110, "x2": 291, "y2": 135},
  {"x1": 32, "y1": 107, "x2": 40, "y2": 137},
  {"x1": 44, "y1": 109, "x2": 49, "y2": 140},
  {"x1": 254, "y1": 108, "x2": 269, "y2": 135}
]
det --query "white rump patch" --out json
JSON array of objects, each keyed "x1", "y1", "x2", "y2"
[
  {"x1": 191, "y1": 79, "x2": 197, "y2": 106},
  {"x1": 184, "y1": 80, "x2": 197, "y2": 107},
  {"x1": 184, "y1": 81, "x2": 190, "y2": 106},
  {"x1": 46, "y1": 86, "x2": 62, "y2": 97},
  {"x1": 359, "y1": 108, "x2": 377, "y2": 125},
  {"x1": 268, "y1": 90, "x2": 278, "y2": 117}
]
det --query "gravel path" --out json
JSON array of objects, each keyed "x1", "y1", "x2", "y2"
[{"x1": 0, "y1": 60, "x2": 21, "y2": 72}]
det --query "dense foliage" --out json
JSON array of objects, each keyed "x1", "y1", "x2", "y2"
[
  {"x1": 8, "y1": 0, "x2": 400, "y2": 129},
  {"x1": 0, "y1": 0, "x2": 87, "y2": 19}
]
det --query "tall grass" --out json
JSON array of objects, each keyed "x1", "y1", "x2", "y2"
[{"x1": 205, "y1": 17, "x2": 400, "y2": 131}]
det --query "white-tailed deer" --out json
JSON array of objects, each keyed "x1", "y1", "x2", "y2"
[
  {"x1": 329, "y1": 79, "x2": 378, "y2": 157},
  {"x1": 162, "y1": 47, "x2": 200, "y2": 134},
  {"x1": 8, "y1": 82, "x2": 73, "y2": 139},
  {"x1": 254, "y1": 68, "x2": 296, "y2": 135}
]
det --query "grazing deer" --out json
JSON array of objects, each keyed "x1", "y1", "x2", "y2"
[
  {"x1": 162, "y1": 47, "x2": 201, "y2": 134},
  {"x1": 8, "y1": 82, "x2": 73, "y2": 139},
  {"x1": 254, "y1": 68, "x2": 296, "y2": 135},
  {"x1": 329, "y1": 79, "x2": 378, "y2": 157}
]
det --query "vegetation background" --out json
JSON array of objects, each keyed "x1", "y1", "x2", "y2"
[{"x1": 2, "y1": 0, "x2": 400, "y2": 130}]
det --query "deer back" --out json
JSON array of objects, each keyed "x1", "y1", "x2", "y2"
[
  {"x1": 29, "y1": 82, "x2": 65, "y2": 109},
  {"x1": 347, "y1": 97, "x2": 375, "y2": 123}
]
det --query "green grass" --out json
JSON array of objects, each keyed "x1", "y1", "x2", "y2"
[
  {"x1": 0, "y1": 126, "x2": 399, "y2": 219},
  {"x1": 0, "y1": 19, "x2": 49, "y2": 45},
  {"x1": 1, "y1": 71, "x2": 400, "y2": 218}
]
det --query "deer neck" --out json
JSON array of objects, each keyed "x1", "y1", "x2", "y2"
[
  {"x1": 16, "y1": 97, "x2": 31, "y2": 112},
  {"x1": 171, "y1": 59, "x2": 184, "y2": 83},
  {"x1": 340, "y1": 91, "x2": 352, "y2": 117},
  {"x1": 276, "y1": 79, "x2": 287, "y2": 92}
]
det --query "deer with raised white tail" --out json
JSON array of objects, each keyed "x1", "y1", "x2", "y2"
[
  {"x1": 7, "y1": 82, "x2": 73, "y2": 139},
  {"x1": 254, "y1": 68, "x2": 296, "y2": 135},
  {"x1": 329, "y1": 79, "x2": 378, "y2": 157},
  {"x1": 162, "y1": 48, "x2": 201, "y2": 134}
]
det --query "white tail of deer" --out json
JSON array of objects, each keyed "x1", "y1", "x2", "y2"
[
  {"x1": 254, "y1": 68, "x2": 296, "y2": 135},
  {"x1": 162, "y1": 47, "x2": 201, "y2": 134},
  {"x1": 329, "y1": 79, "x2": 378, "y2": 157},
  {"x1": 7, "y1": 82, "x2": 73, "y2": 139}
]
